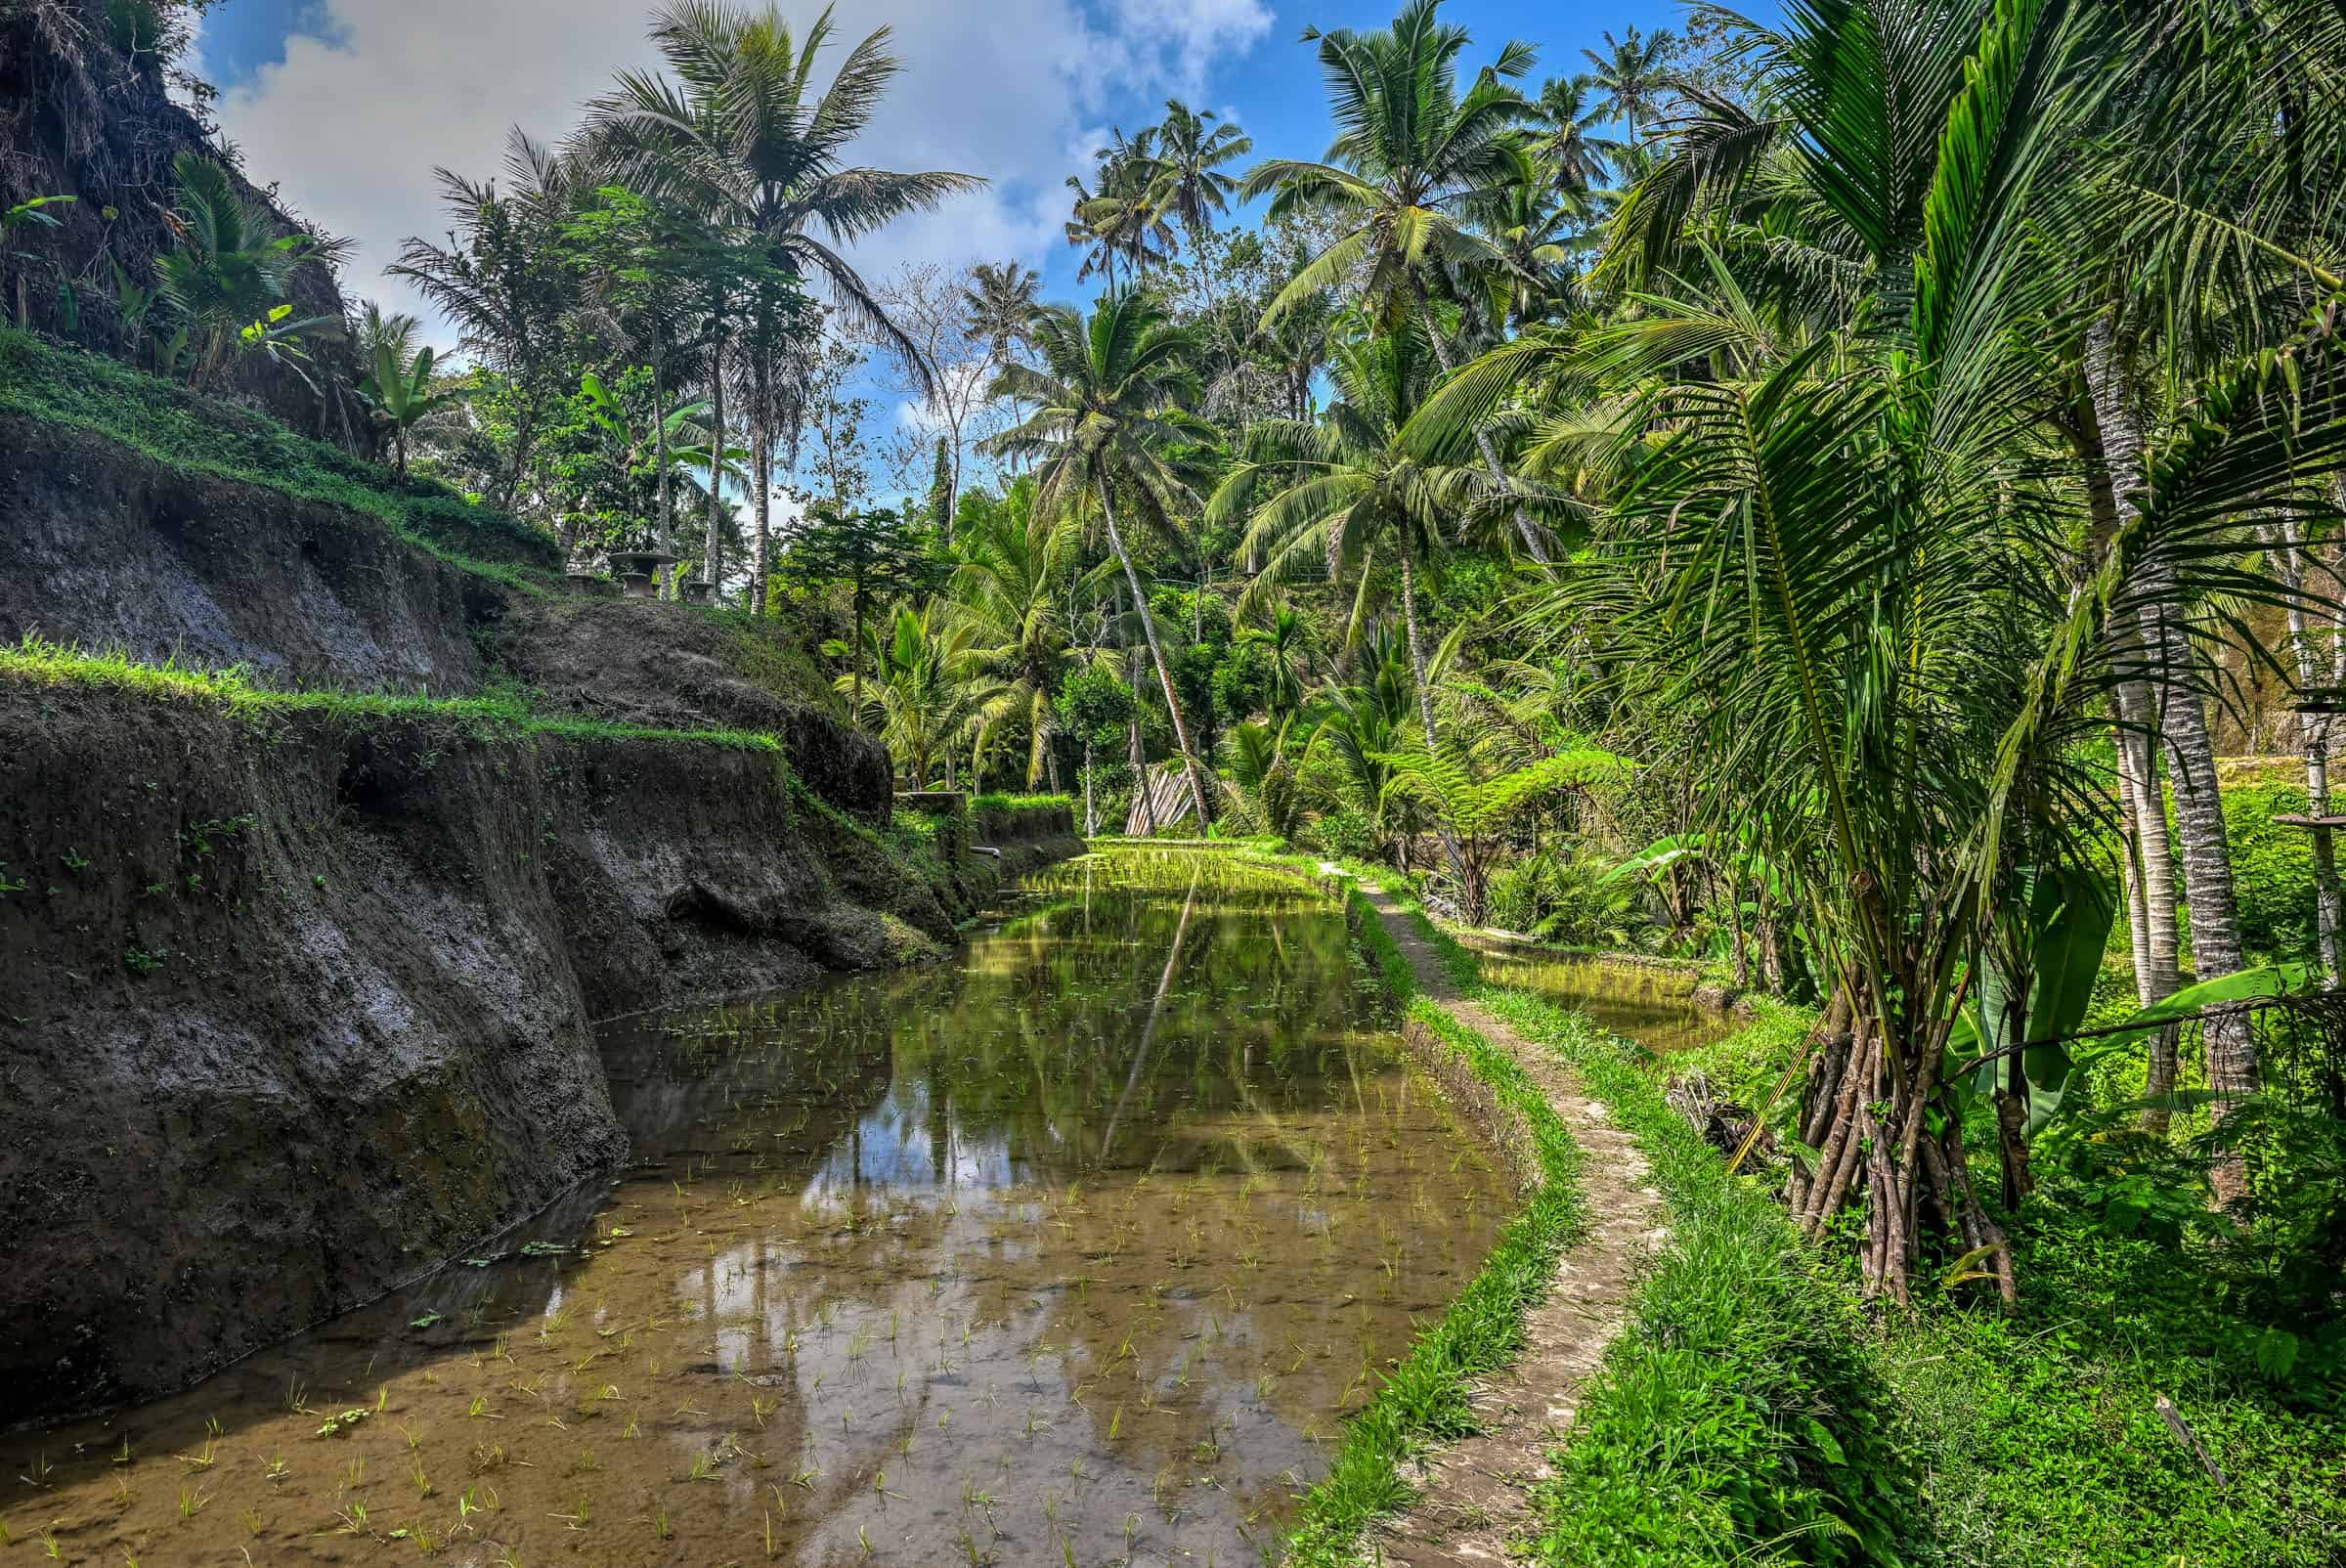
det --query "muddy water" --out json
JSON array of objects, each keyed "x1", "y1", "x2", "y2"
[
  {"x1": 8, "y1": 852, "x2": 1507, "y2": 1566},
  {"x1": 1465, "y1": 937, "x2": 1731, "y2": 1055}
]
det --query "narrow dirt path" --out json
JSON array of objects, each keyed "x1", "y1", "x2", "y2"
[{"x1": 1362, "y1": 886, "x2": 1670, "y2": 1566}]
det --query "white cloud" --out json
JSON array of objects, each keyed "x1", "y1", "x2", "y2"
[{"x1": 212, "y1": 0, "x2": 1270, "y2": 335}]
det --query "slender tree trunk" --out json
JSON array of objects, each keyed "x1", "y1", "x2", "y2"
[
  {"x1": 500, "y1": 402, "x2": 538, "y2": 516},
  {"x1": 653, "y1": 357, "x2": 673, "y2": 579},
  {"x1": 1399, "y1": 550, "x2": 1471, "y2": 892},
  {"x1": 1083, "y1": 739, "x2": 1097, "y2": 837},
  {"x1": 1122, "y1": 587, "x2": 1156, "y2": 837},
  {"x1": 2087, "y1": 315, "x2": 2255, "y2": 1199},
  {"x1": 1100, "y1": 478, "x2": 1211, "y2": 828},
  {"x1": 704, "y1": 330, "x2": 727, "y2": 588},
  {"x1": 1412, "y1": 278, "x2": 1550, "y2": 564},
  {"x1": 2265, "y1": 517, "x2": 2346, "y2": 986},
  {"x1": 751, "y1": 350, "x2": 772, "y2": 615},
  {"x1": 2079, "y1": 397, "x2": 2187, "y2": 1122}
]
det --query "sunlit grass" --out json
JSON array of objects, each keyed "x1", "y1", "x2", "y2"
[{"x1": 0, "y1": 634, "x2": 782, "y2": 754}]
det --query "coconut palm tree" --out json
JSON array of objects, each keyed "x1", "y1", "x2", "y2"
[
  {"x1": 584, "y1": 0, "x2": 984, "y2": 610},
  {"x1": 981, "y1": 287, "x2": 1215, "y2": 827},
  {"x1": 1065, "y1": 130, "x2": 1176, "y2": 289},
  {"x1": 1527, "y1": 73, "x2": 1622, "y2": 194},
  {"x1": 1211, "y1": 323, "x2": 1459, "y2": 752},
  {"x1": 1579, "y1": 24, "x2": 1678, "y2": 142},
  {"x1": 963, "y1": 261, "x2": 1042, "y2": 366},
  {"x1": 1143, "y1": 100, "x2": 1253, "y2": 243},
  {"x1": 1239, "y1": 0, "x2": 1548, "y2": 559}
]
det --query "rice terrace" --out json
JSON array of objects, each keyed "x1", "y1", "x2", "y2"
[{"x1": 0, "y1": 0, "x2": 2340, "y2": 1564}]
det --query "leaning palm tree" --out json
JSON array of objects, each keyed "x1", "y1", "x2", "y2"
[
  {"x1": 1144, "y1": 100, "x2": 1253, "y2": 243},
  {"x1": 1240, "y1": 0, "x2": 1547, "y2": 559},
  {"x1": 583, "y1": 1, "x2": 984, "y2": 609},
  {"x1": 981, "y1": 287, "x2": 1214, "y2": 826}
]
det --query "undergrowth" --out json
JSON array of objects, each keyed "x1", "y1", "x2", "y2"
[
  {"x1": 1342, "y1": 867, "x2": 2343, "y2": 1567},
  {"x1": 0, "y1": 327, "x2": 560, "y2": 592}
]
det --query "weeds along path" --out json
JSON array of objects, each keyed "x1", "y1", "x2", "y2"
[{"x1": 1363, "y1": 885, "x2": 1670, "y2": 1567}]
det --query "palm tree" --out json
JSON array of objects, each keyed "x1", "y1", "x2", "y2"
[
  {"x1": 1143, "y1": 100, "x2": 1253, "y2": 242},
  {"x1": 981, "y1": 287, "x2": 1215, "y2": 827},
  {"x1": 584, "y1": 0, "x2": 984, "y2": 610},
  {"x1": 1526, "y1": 73, "x2": 1621, "y2": 194},
  {"x1": 1495, "y1": 0, "x2": 2346, "y2": 1298},
  {"x1": 1239, "y1": 0, "x2": 1549, "y2": 560},
  {"x1": 153, "y1": 152, "x2": 343, "y2": 390},
  {"x1": 947, "y1": 495, "x2": 1098, "y2": 790},
  {"x1": 1064, "y1": 130, "x2": 1175, "y2": 289},
  {"x1": 390, "y1": 132, "x2": 581, "y2": 511},
  {"x1": 353, "y1": 304, "x2": 470, "y2": 481},
  {"x1": 963, "y1": 261, "x2": 1042, "y2": 366},
  {"x1": 1211, "y1": 323, "x2": 1458, "y2": 754},
  {"x1": 1236, "y1": 604, "x2": 1316, "y2": 719},
  {"x1": 1579, "y1": 24, "x2": 1677, "y2": 142},
  {"x1": 837, "y1": 602, "x2": 994, "y2": 790}
]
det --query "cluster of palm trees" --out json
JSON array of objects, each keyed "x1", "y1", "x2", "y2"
[
  {"x1": 389, "y1": 1, "x2": 976, "y2": 598},
  {"x1": 1064, "y1": 101, "x2": 1255, "y2": 288}
]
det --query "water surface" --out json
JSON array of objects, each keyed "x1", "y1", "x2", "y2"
[
  {"x1": 9, "y1": 851, "x2": 1507, "y2": 1566},
  {"x1": 1465, "y1": 936, "x2": 1731, "y2": 1055}
]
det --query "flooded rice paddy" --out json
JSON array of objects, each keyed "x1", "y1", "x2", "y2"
[
  {"x1": 1464, "y1": 937, "x2": 1730, "y2": 1055},
  {"x1": 9, "y1": 851, "x2": 1509, "y2": 1566}
]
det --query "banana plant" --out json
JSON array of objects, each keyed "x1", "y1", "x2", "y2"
[{"x1": 358, "y1": 311, "x2": 470, "y2": 480}]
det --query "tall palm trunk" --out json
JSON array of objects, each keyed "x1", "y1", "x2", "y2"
[
  {"x1": 2264, "y1": 516, "x2": 2346, "y2": 986},
  {"x1": 652, "y1": 356, "x2": 673, "y2": 594},
  {"x1": 2077, "y1": 399, "x2": 2185, "y2": 1128},
  {"x1": 704, "y1": 328, "x2": 727, "y2": 588},
  {"x1": 751, "y1": 352, "x2": 772, "y2": 615},
  {"x1": 1099, "y1": 478, "x2": 1211, "y2": 828},
  {"x1": 2086, "y1": 316, "x2": 2255, "y2": 1198},
  {"x1": 1399, "y1": 550, "x2": 1471, "y2": 892},
  {"x1": 1412, "y1": 278, "x2": 1550, "y2": 564}
]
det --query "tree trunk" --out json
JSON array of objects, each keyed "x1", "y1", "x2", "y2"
[
  {"x1": 2264, "y1": 517, "x2": 2346, "y2": 986},
  {"x1": 1412, "y1": 278, "x2": 1550, "y2": 564},
  {"x1": 1083, "y1": 739, "x2": 1097, "y2": 837},
  {"x1": 2078, "y1": 393, "x2": 2186, "y2": 1127},
  {"x1": 653, "y1": 357, "x2": 673, "y2": 585},
  {"x1": 704, "y1": 331, "x2": 727, "y2": 588},
  {"x1": 1399, "y1": 550, "x2": 1471, "y2": 891},
  {"x1": 2087, "y1": 315, "x2": 2255, "y2": 1200},
  {"x1": 751, "y1": 355, "x2": 772, "y2": 615},
  {"x1": 1099, "y1": 478, "x2": 1211, "y2": 829}
]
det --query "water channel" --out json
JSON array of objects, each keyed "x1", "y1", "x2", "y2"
[{"x1": 8, "y1": 851, "x2": 1510, "y2": 1566}]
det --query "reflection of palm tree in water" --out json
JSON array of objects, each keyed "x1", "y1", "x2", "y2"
[{"x1": 1100, "y1": 867, "x2": 1199, "y2": 1160}]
